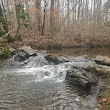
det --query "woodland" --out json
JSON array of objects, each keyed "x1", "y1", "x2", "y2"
[{"x1": 0, "y1": 0, "x2": 110, "y2": 57}]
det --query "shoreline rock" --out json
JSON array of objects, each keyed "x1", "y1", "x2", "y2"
[
  {"x1": 95, "y1": 55, "x2": 110, "y2": 66},
  {"x1": 65, "y1": 66, "x2": 97, "y2": 92}
]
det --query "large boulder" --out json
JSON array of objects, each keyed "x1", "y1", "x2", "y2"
[
  {"x1": 13, "y1": 46, "x2": 37, "y2": 62},
  {"x1": 65, "y1": 63, "x2": 97, "y2": 92},
  {"x1": 94, "y1": 56, "x2": 110, "y2": 90},
  {"x1": 94, "y1": 64, "x2": 110, "y2": 91},
  {"x1": 94, "y1": 55, "x2": 110, "y2": 79},
  {"x1": 95, "y1": 55, "x2": 110, "y2": 66},
  {"x1": 19, "y1": 46, "x2": 38, "y2": 56},
  {"x1": 95, "y1": 64, "x2": 110, "y2": 77}
]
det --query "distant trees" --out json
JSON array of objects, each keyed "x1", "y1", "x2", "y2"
[
  {"x1": 0, "y1": 0, "x2": 31, "y2": 58},
  {"x1": 0, "y1": 0, "x2": 110, "y2": 58},
  {"x1": 0, "y1": 1, "x2": 15, "y2": 42},
  {"x1": 0, "y1": 0, "x2": 110, "y2": 36},
  {"x1": 104, "y1": 0, "x2": 110, "y2": 21}
]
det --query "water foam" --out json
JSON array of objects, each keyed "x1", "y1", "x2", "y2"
[{"x1": 9, "y1": 63, "x2": 69, "y2": 82}]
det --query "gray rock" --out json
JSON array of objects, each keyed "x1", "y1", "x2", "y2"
[
  {"x1": 95, "y1": 55, "x2": 110, "y2": 66},
  {"x1": 65, "y1": 65, "x2": 97, "y2": 92},
  {"x1": 13, "y1": 46, "x2": 37, "y2": 62},
  {"x1": 95, "y1": 64, "x2": 110, "y2": 75},
  {"x1": 44, "y1": 54, "x2": 65, "y2": 65},
  {"x1": 19, "y1": 46, "x2": 38, "y2": 56}
]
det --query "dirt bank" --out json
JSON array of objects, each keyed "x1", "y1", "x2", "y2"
[{"x1": 14, "y1": 35, "x2": 110, "y2": 50}]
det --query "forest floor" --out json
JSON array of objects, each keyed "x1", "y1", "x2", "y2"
[
  {"x1": 14, "y1": 32, "x2": 110, "y2": 50},
  {"x1": 98, "y1": 89, "x2": 110, "y2": 110}
]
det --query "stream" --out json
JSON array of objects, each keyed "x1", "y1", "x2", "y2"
[{"x1": 0, "y1": 47, "x2": 107, "y2": 110}]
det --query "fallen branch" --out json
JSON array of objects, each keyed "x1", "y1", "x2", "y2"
[{"x1": 4, "y1": 29, "x2": 18, "y2": 38}]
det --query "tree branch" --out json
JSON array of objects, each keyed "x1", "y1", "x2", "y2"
[{"x1": 58, "y1": 0, "x2": 80, "y2": 31}]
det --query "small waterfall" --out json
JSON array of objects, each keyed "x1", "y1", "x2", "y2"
[
  {"x1": 11, "y1": 64, "x2": 69, "y2": 82},
  {"x1": 3, "y1": 54, "x2": 95, "y2": 83}
]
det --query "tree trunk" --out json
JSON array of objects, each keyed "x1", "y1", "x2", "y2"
[
  {"x1": 0, "y1": 3, "x2": 15, "y2": 42},
  {"x1": 50, "y1": 0, "x2": 55, "y2": 35},
  {"x1": 36, "y1": 0, "x2": 41, "y2": 33},
  {"x1": 41, "y1": 0, "x2": 46, "y2": 35},
  {"x1": 67, "y1": 0, "x2": 70, "y2": 29}
]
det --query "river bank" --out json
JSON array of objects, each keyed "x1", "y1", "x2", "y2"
[{"x1": 12, "y1": 35, "x2": 110, "y2": 50}]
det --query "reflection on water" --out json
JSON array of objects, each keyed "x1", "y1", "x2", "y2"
[{"x1": 47, "y1": 47, "x2": 110, "y2": 57}]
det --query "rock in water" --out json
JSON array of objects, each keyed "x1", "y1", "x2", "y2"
[
  {"x1": 14, "y1": 46, "x2": 37, "y2": 62},
  {"x1": 44, "y1": 54, "x2": 64, "y2": 64},
  {"x1": 14, "y1": 50, "x2": 29, "y2": 62},
  {"x1": 95, "y1": 64, "x2": 110, "y2": 75},
  {"x1": 65, "y1": 66, "x2": 97, "y2": 92},
  {"x1": 95, "y1": 55, "x2": 110, "y2": 66},
  {"x1": 19, "y1": 46, "x2": 38, "y2": 56}
]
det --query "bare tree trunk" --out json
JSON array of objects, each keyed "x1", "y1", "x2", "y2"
[
  {"x1": 42, "y1": 0, "x2": 47, "y2": 35},
  {"x1": 0, "y1": 3, "x2": 15, "y2": 42},
  {"x1": 14, "y1": 0, "x2": 22, "y2": 36},
  {"x1": 77, "y1": 0, "x2": 82, "y2": 29},
  {"x1": 57, "y1": 0, "x2": 60, "y2": 30},
  {"x1": 36, "y1": 0, "x2": 41, "y2": 33},
  {"x1": 0, "y1": 4, "x2": 4, "y2": 37},
  {"x1": 50, "y1": 0, "x2": 55, "y2": 35},
  {"x1": 67, "y1": 0, "x2": 70, "y2": 28}
]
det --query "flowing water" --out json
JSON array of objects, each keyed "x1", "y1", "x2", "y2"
[{"x1": 0, "y1": 48, "x2": 106, "y2": 110}]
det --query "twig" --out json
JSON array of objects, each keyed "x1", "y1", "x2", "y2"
[
  {"x1": 58, "y1": 0, "x2": 80, "y2": 31},
  {"x1": 4, "y1": 29, "x2": 18, "y2": 37}
]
